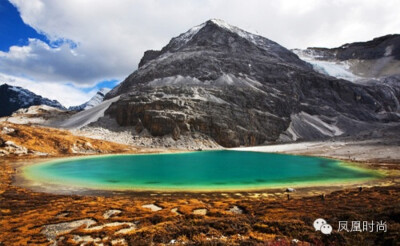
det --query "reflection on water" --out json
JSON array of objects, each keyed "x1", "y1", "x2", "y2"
[{"x1": 105, "y1": 179, "x2": 120, "y2": 183}]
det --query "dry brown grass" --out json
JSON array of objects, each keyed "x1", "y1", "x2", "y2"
[
  {"x1": 0, "y1": 123, "x2": 399, "y2": 245},
  {"x1": 1, "y1": 156, "x2": 399, "y2": 245},
  {"x1": 0, "y1": 122, "x2": 134, "y2": 155}
]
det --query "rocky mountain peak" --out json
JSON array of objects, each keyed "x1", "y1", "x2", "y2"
[
  {"x1": 137, "y1": 19, "x2": 309, "y2": 70},
  {"x1": 101, "y1": 22, "x2": 400, "y2": 147},
  {"x1": 115, "y1": 19, "x2": 312, "y2": 99},
  {"x1": 165, "y1": 18, "x2": 263, "y2": 51}
]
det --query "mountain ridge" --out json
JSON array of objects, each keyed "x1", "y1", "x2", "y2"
[
  {"x1": 294, "y1": 34, "x2": 400, "y2": 80},
  {"x1": 306, "y1": 34, "x2": 400, "y2": 60},
  {"x1": 0, "y1": 83, "x2": 65, "y2": 117}
]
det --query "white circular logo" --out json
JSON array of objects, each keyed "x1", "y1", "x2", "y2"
[
  {"x1": 313, "y1": 218, "x2": 327, "y2": 231},
  {"x1": 321, "y1": 224, "x2": 333, "y2": 235}
]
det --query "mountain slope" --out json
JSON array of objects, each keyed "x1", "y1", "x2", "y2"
[
  {"x1": 68, "y1": 88, "x2": 111, "y2": 111},
  {"x1": 0, "y1": 84, "x2": 65, "y2": 117},
  {"x1": 57, "y1": 96, "x2": 120, "y2": 129},
  {"x1": 100, "y1": 19, "x2": 399, "y2": 147}
]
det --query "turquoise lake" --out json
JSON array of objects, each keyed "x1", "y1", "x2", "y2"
[{"x1": 23, "y1": 151, "x2": 380, "y2": 191}]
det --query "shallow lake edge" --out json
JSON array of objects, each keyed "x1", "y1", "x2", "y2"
[{"x1": 16, "y1": 150, "x2": 388, "y2": 195}]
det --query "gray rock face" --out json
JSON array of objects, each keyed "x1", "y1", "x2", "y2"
[
  {"x1": 104, "y1": 19, "x2": 400, "y2": 147},
  {"x1": 306, "y1": 34, "x2": 400, "y2": 61},
  {"x1": 138, "y1": 50, "x2": 162, "y2": 68}
]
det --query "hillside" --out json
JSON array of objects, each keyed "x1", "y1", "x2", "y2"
[{"x1": 0, "y1": 122, "x2": 133, "y2": 156}]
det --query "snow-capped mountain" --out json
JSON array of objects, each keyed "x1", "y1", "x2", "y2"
[
  {"x1": 0, "y1": 83, "x2": 65, "y2": 117},
  {"x1": 68, "y1": 88, "x2": 111, "y2": 111},
  {"x1": 95, "y1": 20, "x2": 400, "y2": 147}
]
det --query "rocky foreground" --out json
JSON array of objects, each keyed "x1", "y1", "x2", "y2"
[
  {"x1": 0, "y1": 122, "x2": 399, "y2": 245},
  {"x1": 1, "y1": 156, "x2": 399, "y2": 245}
]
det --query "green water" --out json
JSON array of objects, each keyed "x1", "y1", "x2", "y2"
[{"x1": 23, "y1": 151, "x2": 381, "y2": 191}]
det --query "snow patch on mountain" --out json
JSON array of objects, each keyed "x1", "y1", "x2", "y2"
[
  {"x1": 171, "y1": 19, "x2": 279, "y2": 53},
  {"x1": 209, "y1": 19, "x2": 277, "y2": 51},
  {"x1": 174, "y1": 23, "x2": 206, "y2": 46},
  {"x1": 68, "y1": 88, "x2": 111, "y2": 111},
  {"x1": 8, "y1": 86, "x2": 37, "y2": 106},
  {"x1": 293, "y1": 49, "x2": 361, "y2": 81},
  {"x1": 0, "y1": 83, "x2": 65, "y2": 117},
  {"x1": 309, "y1": 60, "x2": 360, "y2": 81},
  {"x1": 384, "y1": 45, "x2": 394, "y2": 56}
]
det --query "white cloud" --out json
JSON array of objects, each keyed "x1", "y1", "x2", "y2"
[
  {"x1": 2, "y1": 0, "x2": 400, "y2": 89},
  {"x1": 0, "y1": 38, "x2": 126, "y2": 85},
  {"x1": 0, "y1": 73, "x2": 95, "y2": 107}
]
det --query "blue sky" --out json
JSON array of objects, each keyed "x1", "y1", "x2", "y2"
[
  {"x1": 1, "y1": 0, "x2": 399, "y2": 106},
  {"x1": 0, "y1": 0, "x2": 120, "y2": 106},
  {"x1": 0, "y1": 0, "x2": 47, "y2": 51}
]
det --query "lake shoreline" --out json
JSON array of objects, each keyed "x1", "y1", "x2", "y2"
[
  {"x1": 1, "y1": 141, "x2": 400, "y2": 245},
  {"x1": 10, "y1": 146, "x2": 399, "y2": 196}
]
